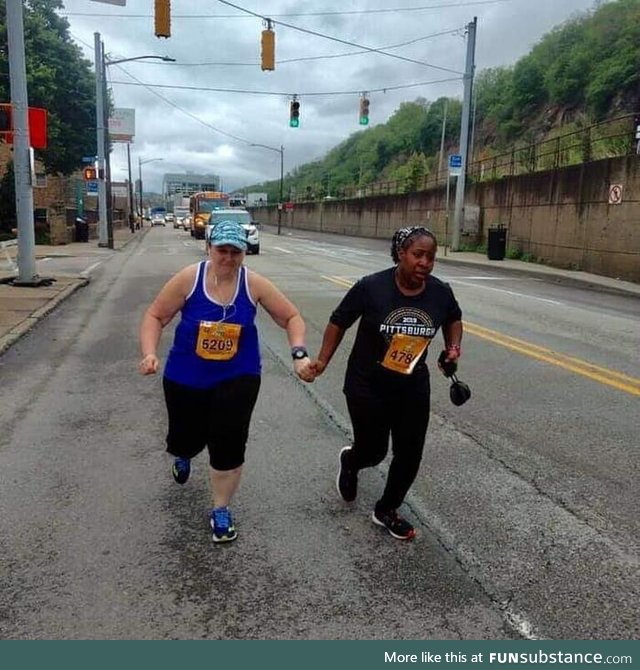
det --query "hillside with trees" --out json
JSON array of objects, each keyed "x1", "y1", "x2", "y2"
[{"x1": 245, "y1": 0, "x2": 640, "y2": 202}]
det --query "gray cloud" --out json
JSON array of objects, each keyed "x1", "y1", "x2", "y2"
[{"x1": 63, "y1": 0, "x2": 598, "y2": 192}]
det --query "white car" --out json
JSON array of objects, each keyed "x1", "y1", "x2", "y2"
[{"x1": 205, "y1": 208, "x2": 260, "y2": 255}]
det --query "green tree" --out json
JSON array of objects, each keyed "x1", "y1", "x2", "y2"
[{"x1": 0, "y1": 1, "x2": 96, "y2": 175}]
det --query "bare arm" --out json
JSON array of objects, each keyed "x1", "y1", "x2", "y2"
[
  {"x1": 249, "y1": 272, "x2": 306, "y2": 346},
  {"x1": 138, "y1": 265, "x2": 196, "y2": 375},
  {"x1": 441, "y1": 319, "x2": 463, "y2": 364},
  {"x1": 249, "y1": 272, "x2": 313, "y2": 381}
]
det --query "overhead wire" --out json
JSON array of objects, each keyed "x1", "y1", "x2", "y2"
[
  {"x1": 216, "y1": 0, "x2": 464, "y2": 75},
  {"x1": 62, "y1": 0, "x2": 510, "y2": 19},
  {"x1": 127, "y1": 28, "x2": 463, "y2": 67}
]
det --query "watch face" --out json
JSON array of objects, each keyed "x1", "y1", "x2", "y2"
[{"x1": 293, "y1": 349, "x2": 307, "y2": 359}]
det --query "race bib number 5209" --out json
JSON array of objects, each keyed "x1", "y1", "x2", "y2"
[{"x1": 196, "y1": 321, "x2": 241, "y2": 361}]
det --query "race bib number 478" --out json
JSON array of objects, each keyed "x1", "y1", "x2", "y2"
[
  {"x1": 196, "y1": 321, "x2": 242, "y2": 361},
  {"x1": 381, "y1": 333, "x2": 429, "y2": 375}
]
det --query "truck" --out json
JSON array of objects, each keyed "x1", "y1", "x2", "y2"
[{"x1": 246, "y1": 192, "x2": 268, "y2": 207}]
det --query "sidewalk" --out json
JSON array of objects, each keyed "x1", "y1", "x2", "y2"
[
  {"x1": 0, "y1": 226, "x2": 146, "y2": 355},
  {"x1": 435, "y1": 249, "x2": 640, "y2": 298}
]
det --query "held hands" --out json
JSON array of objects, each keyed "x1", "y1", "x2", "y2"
[
  {"x1": 294, "y1": 357, "x2": 326, "y2": 383},
  {"x1": 139, "y1": 353, "x2": 159, "y2": 375}
]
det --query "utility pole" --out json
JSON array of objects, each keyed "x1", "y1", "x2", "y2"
[
  {"x1": 94, "y1": 33, "x2": 108, "y2": 247},
  {"x1": 126, "y1": 143, "x2": 135, "y2": 232},
  {"x1": 6, "y1": 0, "x2": 39, "y2": 285},
  {"x1": 437, "y1": 98, "x2": 449, "y2": 183},
  {"x1": 451, "y1": 17, "x2": 477, "y2": 252},
  {"x1": 278, "y1": 145, "x2": 284, "y2": 236}
]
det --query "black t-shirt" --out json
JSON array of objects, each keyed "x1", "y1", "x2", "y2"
[{"x1": 330, "y1": 267, "x2": 462, "y2": 399}]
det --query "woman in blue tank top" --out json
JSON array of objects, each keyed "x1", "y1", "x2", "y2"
[{"x1": 139, "y1": 220, "x2": 313, "y2": 544}]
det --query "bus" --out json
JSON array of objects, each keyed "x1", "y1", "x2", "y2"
[{"x1": 189, "y1": 191, "x2": 230, "y2": 239}]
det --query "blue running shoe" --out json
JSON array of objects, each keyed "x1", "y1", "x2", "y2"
[
  {"x1": 171, "y1": 457, "x2": 191, "y2": 484},
  {"x1": 210, "y1": 506, "x2": 238, "y2": 543}
]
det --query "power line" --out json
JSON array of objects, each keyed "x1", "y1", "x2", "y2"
[
  {"x1": 108, "y1": 76, "x2": 462, "y2": 97},
  {"x1": 61, "y1": 1, "x2": 510, "y2": 19},
  {"x1": 119, "y1": 29, "x2": 463, "y2": 67},
  {"x1": 217, "y1": 0, "x2": 464, "y2": 75}
]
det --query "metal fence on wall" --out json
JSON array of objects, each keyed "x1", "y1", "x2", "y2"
[{"x1": 293, "y1": 113, "x2": 639, "y2": 203}]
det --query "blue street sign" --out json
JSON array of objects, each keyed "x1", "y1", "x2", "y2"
[
  {"x1": 82, "y1": 156, "x2": 97, "y2": 163},
  {"x1": 86, "y1": 180, "x2": 99, "y2": 194},
  {"x1": 449, "y1": 154, "x2": 462, "y2": 176}
]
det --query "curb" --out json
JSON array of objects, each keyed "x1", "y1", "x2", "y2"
[
  {"x1": 436, "y1": 256, "x2": 640, "y2": 299},
  {"x1": 0, "y1": 276, "x2": 90, "y2": 356}
]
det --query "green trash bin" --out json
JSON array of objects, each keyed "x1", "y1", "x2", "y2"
[{"x1": 487, "y1": 225, "x2": 507, "y2": 261}]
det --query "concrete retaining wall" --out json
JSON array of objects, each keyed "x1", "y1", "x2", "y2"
[{"x1": 252, "y1": 154, "x2": 640, "y2": 282}]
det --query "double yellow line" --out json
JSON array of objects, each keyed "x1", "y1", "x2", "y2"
[{"x1": 322, "y1": 275, "x2": 640, "y2": 397}]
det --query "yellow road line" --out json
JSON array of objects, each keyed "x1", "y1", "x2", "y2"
[{"x1": 321, "y1": 275, "x2": 640, "y2": 397}]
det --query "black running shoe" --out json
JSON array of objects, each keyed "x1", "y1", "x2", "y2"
[
  {"x1": 171, "y1": 457, "x2": 191, "y2": 484},
  {"x1": 372, "y1": 508, "x2": 416, "y2": 540},
  {"x1": 336, "y1": 446, "x2": 358, "y2": 502}
]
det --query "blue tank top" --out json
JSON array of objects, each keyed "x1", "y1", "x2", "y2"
[{"x1": 164, "y1": 261, "x2": 261, "y2": 389}]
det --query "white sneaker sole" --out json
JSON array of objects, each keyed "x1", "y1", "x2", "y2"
[{"x1": 371, "y1": 512, "x2": 416, "y2": 540}]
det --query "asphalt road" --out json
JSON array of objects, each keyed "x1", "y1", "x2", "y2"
[{"x1": 0, "y1": 226, "x2": 637, "y2": 640}]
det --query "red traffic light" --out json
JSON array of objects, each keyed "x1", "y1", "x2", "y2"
[{"x1": 83, "y1": 166, "x2": 97, "y2": 181}]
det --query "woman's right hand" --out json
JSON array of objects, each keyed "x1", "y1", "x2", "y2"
[{"x1": 139, "y1": 353, "x2": 159, "y2": 375}]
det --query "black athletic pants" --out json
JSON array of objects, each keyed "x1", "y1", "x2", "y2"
[{"x1": 345, "y1": 391, "x2": 430, "y2": 511}]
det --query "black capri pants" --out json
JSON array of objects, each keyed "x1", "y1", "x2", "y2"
[
  {"x1": 346, "y1": 390, "x2": 430, "y2": 511},
  {"x1": 163, "y1": 374, "x2": 261, "y2": 471}
]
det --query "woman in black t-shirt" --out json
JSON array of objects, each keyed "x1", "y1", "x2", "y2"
[{"x1": 309, "y1": 226, "x2": 463, "y2": 540}]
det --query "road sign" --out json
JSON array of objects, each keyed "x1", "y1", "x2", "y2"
[
  {"x1": 608, "y1": 184, "x2": 623, "y2": 205},
  {"x1": 86, "y1": 180, "x2": 99, "y2": 194},
  {"x1": 82, "y1": 156, "x2": 96, "y2": 163},
  {"x1": 449, "y1": 154, "x2": 462, "y2": 176}
]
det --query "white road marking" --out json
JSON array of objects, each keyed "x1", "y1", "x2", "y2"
[
  {"x1": 448, "y1": 278, "x2": 563, "y2": 305},
  {"x1": 272, "y1": 246, "x2": 293, "y2": 254},
  {"x1": 82, "y1": 261, "x2": 102, "y2": 276}
]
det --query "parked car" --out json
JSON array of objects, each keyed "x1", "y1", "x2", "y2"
[{"x1": 205, "y1": 208, "x2": 260, "y2": 254}]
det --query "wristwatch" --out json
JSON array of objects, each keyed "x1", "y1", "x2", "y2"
[{"x1": 291, "y1": 346, "x2": 309, "y2": 360}]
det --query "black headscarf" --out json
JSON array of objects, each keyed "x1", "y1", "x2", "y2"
[{"x1": 390, "y1": 226, "x2": 437, "y2": 263}]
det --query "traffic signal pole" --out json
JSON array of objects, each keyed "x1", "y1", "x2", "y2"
[
  {"x1": 95, "y1": 33, "x2": 108, "y2": 247},
  {"x1": 6, "y1": 0, "x2": 37, "y2": 285},
  {"x1": 451, "y1": 17, "x2": 477, "y2": 252}
]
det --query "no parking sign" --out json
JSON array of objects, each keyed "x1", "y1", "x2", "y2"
[{"x1": 608, "y1": 184, "x2": 623, "y2": 205}]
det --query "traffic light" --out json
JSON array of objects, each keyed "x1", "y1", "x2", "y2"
[
  {"x1": 289, "y1": 99, "x2": 300, "y2": 128},
  {"x1": 0, "y1": 103, "x2": 12, "y2": 132},
  {"x1": 261, "y1": 29, "x2": 275, "y2": 71},
  {"x1": 359, "y1": 96, "x2": 370, "y2": 125},
  {"x1": 83, "y1": 166, "x2": 97, "y2": 181},
  {"x1": 155, "y1": 0, "x2": 171, "y2": 38}
]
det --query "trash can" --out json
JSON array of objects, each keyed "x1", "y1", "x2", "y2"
[
  {"x1": 487, "y1": 225, "x2": 507, "y2": 260},
  {"x1": 74, "y1": 216, "x2": 89, "y2": 243}
]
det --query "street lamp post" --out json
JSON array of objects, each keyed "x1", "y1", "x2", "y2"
[
  {"x1": 250, "y1": 143, "x2": 284, "y2": 235},
  {"x1": 138, "y1": 157, "x2": 163, "y2": 222},
  {"x1": 94, "y1": 33, "x2": 175, "y2": 247}
]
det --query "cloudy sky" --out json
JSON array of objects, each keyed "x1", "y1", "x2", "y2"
[{"x1": 60, "y1": 0, "x2": 599, "y2": 193}]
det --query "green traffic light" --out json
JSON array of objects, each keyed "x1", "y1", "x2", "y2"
[
  {"x1": 290, "y1": 118, "x2": 299, "y2": 128},
  {"x1": 359, "y1": 116, "x2": 369, "y2": 125}
]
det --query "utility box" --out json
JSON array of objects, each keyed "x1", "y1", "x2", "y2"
[{"x1": 487, "y1": 225, "x2": 507, "y2": 261}]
